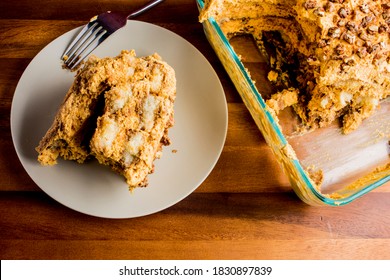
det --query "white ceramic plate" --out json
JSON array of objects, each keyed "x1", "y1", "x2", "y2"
[{"x1": 11, "y1": 20, "x2": 228, "y2": 218}]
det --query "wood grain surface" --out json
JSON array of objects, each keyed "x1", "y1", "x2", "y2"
[{"x1": 1, "y1": 0, "x2": 389, "y2": 260}]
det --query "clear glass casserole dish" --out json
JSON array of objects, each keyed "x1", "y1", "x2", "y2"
[{"x1": 196, "y1": 0, "x2": 390, "y2": 206}]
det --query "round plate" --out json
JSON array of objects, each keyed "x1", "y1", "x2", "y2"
[{"x1": 11, "y1": 20, "x2": 228, "y2": 218}]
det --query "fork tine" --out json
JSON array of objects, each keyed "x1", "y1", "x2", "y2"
[
  {"x1": 63, "y1": 25, "x2": 105, "y2": 68},
  {"x1": 62, "y1": 21, "x2": 98, "y2": 60},
  {"x1": 65, "y1": 25, "x2": 105, "y2": 65},
  {"x1": 66, "y1": 28, "x2": 109, "y2": 69}
]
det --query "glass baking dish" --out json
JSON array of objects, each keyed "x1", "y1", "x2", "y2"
[{"x1": 196, "y1": 0, "x2": 390, "y2": 206}]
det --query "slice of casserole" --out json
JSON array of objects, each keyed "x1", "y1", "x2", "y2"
[{"x1": 36, "y1": 50, "x2": 176, "y2": 190}]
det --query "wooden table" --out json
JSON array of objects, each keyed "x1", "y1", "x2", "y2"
[{"x1": 1, "y1": 0, "x2": 390, "y2": 260}]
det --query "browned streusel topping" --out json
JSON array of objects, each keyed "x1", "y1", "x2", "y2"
[{"x1": 307, "y1": 0, "x2": 389, "y2": 73}]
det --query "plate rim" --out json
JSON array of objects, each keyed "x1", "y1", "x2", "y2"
[{"x1": 10, "y1": 20, "x2": 228, "y2": 218}]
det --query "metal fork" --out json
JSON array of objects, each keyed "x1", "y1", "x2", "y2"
[{"x1": 62, "y1": 0, "x2": 164, "y2": 70}]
